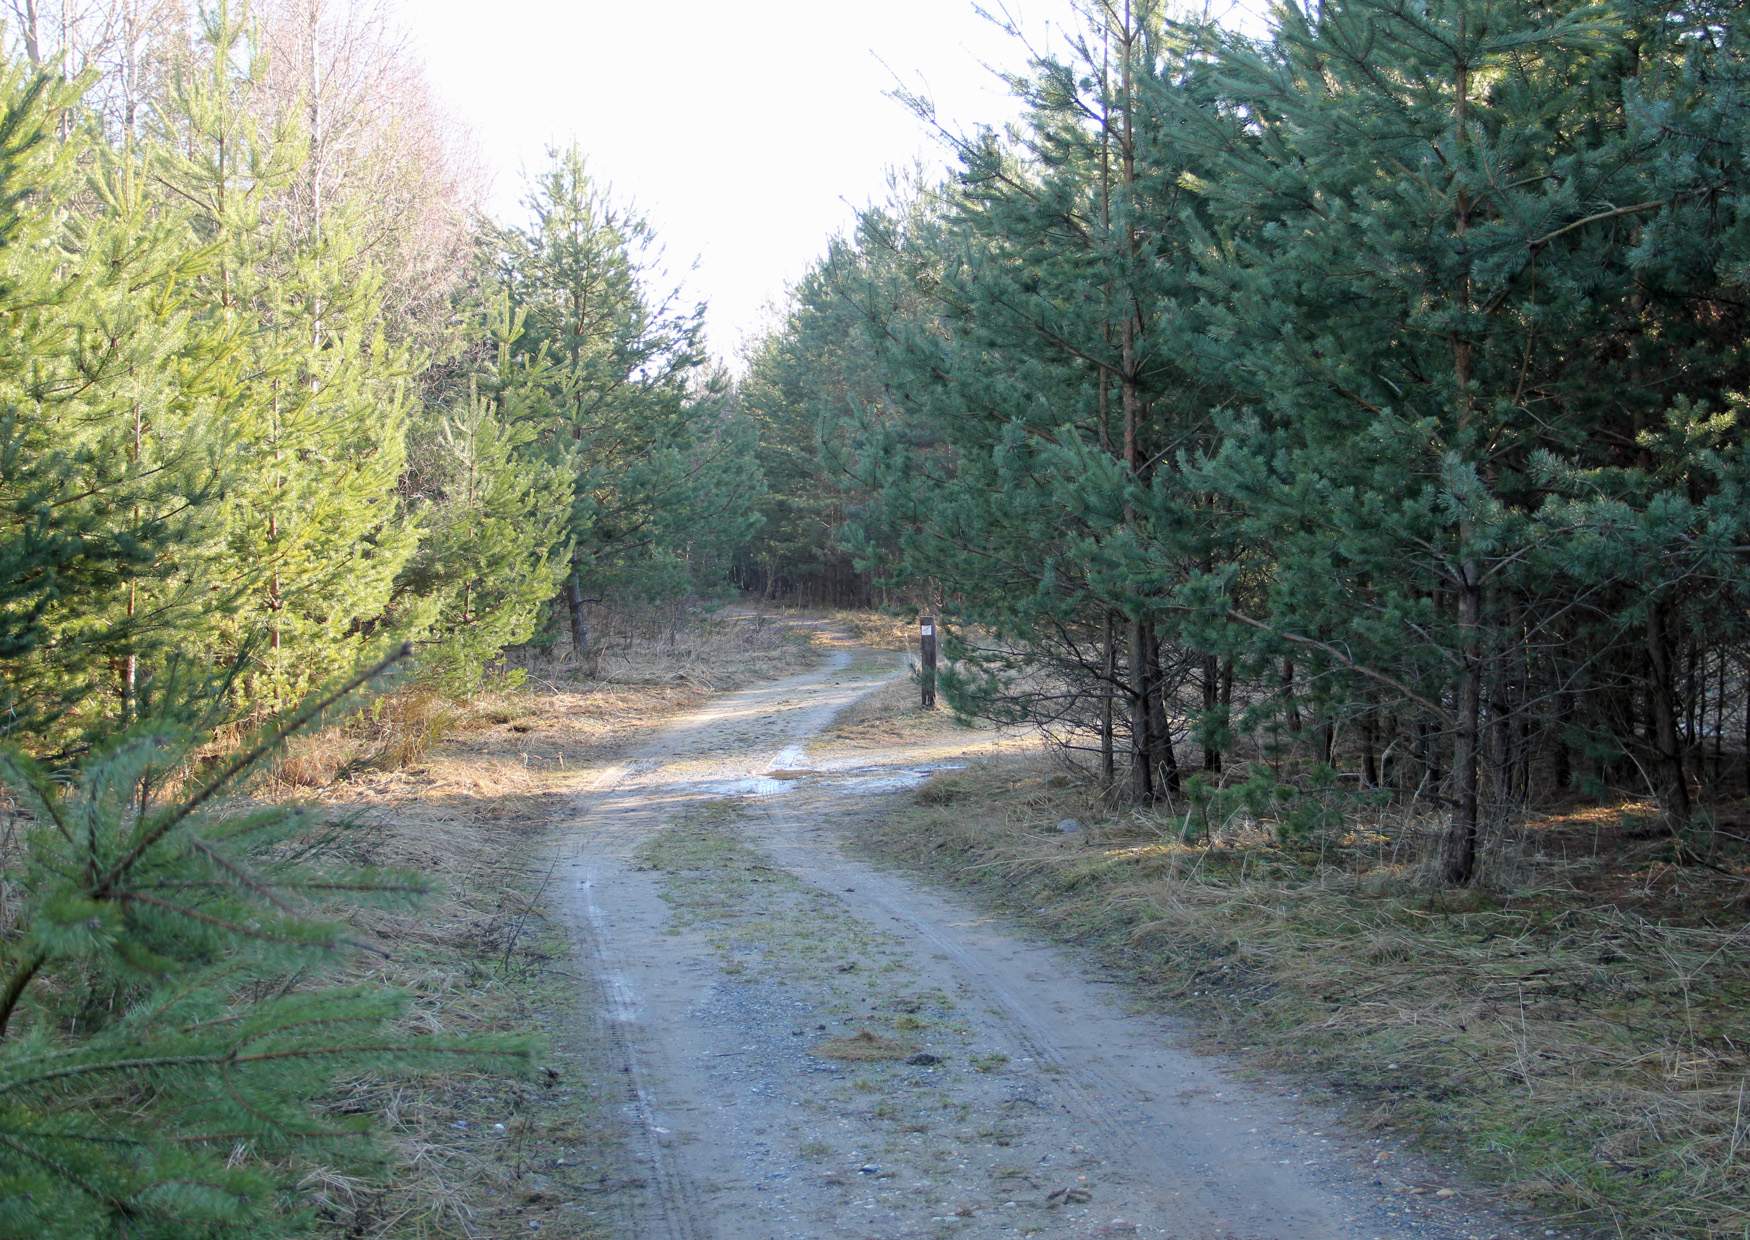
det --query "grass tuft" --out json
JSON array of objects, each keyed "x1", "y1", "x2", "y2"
[{"x1": 811, "y1": 1029, "x2": 915, "y2": 1062}]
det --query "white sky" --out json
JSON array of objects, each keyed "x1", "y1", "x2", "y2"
[{"x1": 409, "y1": 2, "x2": 1260, "y2": 366}]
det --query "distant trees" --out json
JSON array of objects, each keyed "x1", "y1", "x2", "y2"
[
  {"x1": 742, "y1": 0, "x2": 1750, "y2": 883},
  {"x1": 734, "y1": 243, "x2": 888, "y2": 608},
  {"x1": 498, "y1": 145, "x2": 760, "y2": 663}
]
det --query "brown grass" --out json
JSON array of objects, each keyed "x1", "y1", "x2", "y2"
[
  {"x1": 865, "y1": 753, "x2": 1750, "y2": 1240},
  {"x1": 512, "y1": 600, "x2": 814, "y2": 693},
  {"x1": 818, "y1": 608, "x2": 918, "y2": 652},
  {"x1": 266, "y1": 603, "x2": 814, "y2": 797},
  {"x1": 811, "y1": 1029, "x2": 915, "y2": 1062},
  {"x1": 286, "y1": 703, "x2": 597, "y2": 1237}
]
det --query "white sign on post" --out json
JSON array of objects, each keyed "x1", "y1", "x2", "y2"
[{"x1": 921, "y1": 624, "x2": 934, "y2": 636}]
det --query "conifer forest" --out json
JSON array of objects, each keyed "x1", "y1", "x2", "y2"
[{"x1": 2, "y1": 1, "x2": 1749, "y2": 1238}]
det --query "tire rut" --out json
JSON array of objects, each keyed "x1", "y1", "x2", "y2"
[{"x1": 551, "y1": 634, "x2": 1533, "y2": 1239}]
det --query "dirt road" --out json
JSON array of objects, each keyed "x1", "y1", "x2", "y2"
[{"x1": 552, "y1": 632, "x2": 1533, "y2": 1239}]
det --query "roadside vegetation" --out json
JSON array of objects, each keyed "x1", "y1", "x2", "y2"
[
  {"x1": 864, "y1": 749, "x2": 1749, "y2": 1239},
  {"x1": 0, "y1": 0, "x2": 770, "y2": 1226}
]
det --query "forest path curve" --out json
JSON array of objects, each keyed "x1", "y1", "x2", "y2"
[{"x1": 551, "y1": 629, "x2": 1529, "y2": 1240}]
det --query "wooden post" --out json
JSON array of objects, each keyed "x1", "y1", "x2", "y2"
[{"x1": 920, "y1": 615, "x2": 937, "y2": 710}]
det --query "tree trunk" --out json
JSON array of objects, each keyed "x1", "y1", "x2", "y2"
[
  {"x1": 565, "y1": 570, "x2": 591, "y2": 664},
  {"x1": 21, "y1": 1, "x2": 41, "y2": 65},
  {"x1": 1440, "y1": 34, "x2": 1482, "y2": 887},
  {"x1": 1128, "y1": 618, "x2": 1153, "y2": 802},
  {"x1": 1116, "y1": 4, "x2": 1151, "y2": 807},
  {"x1": 1100, "y1": 611, "x2": 1117, "y2": 786},
  {"x1": 1712, "y1": 649, "x2": 1725, "y2": 787},
  {"x1": 1201, "y1": 652, "x2": 1221, "y2": 773},
  {"x1": 1146, "y1": 626, "x2": 1180, "y2": 796},
  {"x1": 1417, "y1": 717, "x2": 1443, "y2": 801},
  {"x1": 1645, "y1": 601, "x2": 1692, "y2": 829},
  {"x1": 1685, "y1": 641, "x2": 1699, "y2": 749},
  {"x1": 1551, "y1": 689, "x2": 1572, "y2": 793},
  {"x1": 1440, "y1": 574, "x2": 1483, "y2": 885}
]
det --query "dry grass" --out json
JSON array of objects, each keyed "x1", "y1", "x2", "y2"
[
  {"x1": 281, "y1": 696, "x2": 604, "y2": 1237},
  {"x1": 810, "y1": 1029, "x2": 916, "y2": 1062},
  {"x1": 866, "y1": 753, "x2": 1750, "y2": 1240},
  {"x1": 817, "y1": 607, "x2": 919, "y2": 652},
  {"x1": 272, "y1": 689, "x2": 459, "y2": 789},
  {"x1": 819, "y1": 676, "x2": 942, "y2": 741},
  {"x1": 514, "y1": 600, "x2": 814, "y2": 693},
  {"x1": 265, "y1": 604, "x2": 814, "y2": 795}
]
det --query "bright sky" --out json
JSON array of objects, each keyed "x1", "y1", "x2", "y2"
[{"x1": 410, "y1": 2, "x2": 1261, "y2": 367}]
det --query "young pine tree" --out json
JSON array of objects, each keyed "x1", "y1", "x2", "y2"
[
  {"x1": 0, "y1": 53, "x2": 235, "y2": 749},
  {"x1": 501, "y1": 147, "x2": 758, "y2": 660},
  {"x1": 151, "y1": 2, "x2": 418, "y2": 717},
  {"x1": 399, "y1": 294, "x2": 574, "y2": 695},
  {"x1": 0, "y1": 653, "x2": 526, "y2": 1237},
  {"x1": 1172, "y1": 0, "x2": 1745, "y2": 880}
]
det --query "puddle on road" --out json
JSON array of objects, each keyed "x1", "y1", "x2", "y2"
[
  {"x1": 828, "y1": 765, "x2": 963, "y2": 793},
  {"x1": 696, "y1": 762, "x2": 965, "y2": 800},
  {"x1": 699, "y1": 775, "x2": 799, "y2": 798}
]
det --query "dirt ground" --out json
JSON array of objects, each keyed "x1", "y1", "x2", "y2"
[{"x1": 538, "y1": 625, "x2": 1552, "y2": 1239}]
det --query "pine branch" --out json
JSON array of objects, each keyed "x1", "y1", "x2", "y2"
[{"x1": 95, "y1": 644, "x2": 412, "y2": 900}]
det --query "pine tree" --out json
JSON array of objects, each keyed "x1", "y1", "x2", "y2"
[
  {"x1": 0, "y1": 653, "x2": 526, "y2": 1237},
  {"x1": 399, "y1": 293, "x2": 573, "y2": 695},
  {"x1": 0, "y1": 49, "x2": 235, "y2": 748},
  {"x1": 500, "y1": 146, "x2": 759, "y2": 664},
  {"x1": 150, "y1": 2, "x2": 419, "y2": 716},
  {"x1": 735, "y1": 257, "x2": 884, "y2": 607},
  {"x1": 832, "y1": 2, "x2": 1228, "y2": 795},
  {"x1": 1173, "y1": 0, "x2": 1750, "y2": 878}
]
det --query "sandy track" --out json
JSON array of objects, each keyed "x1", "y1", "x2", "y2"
[{"x1": 552, "y1": 640, "x2": 1536, "y2": 1240}]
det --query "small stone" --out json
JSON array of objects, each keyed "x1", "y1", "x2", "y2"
[
  {"x1": 859, "y1": 1164, "x2": 880, "y2": 1175},
  {"x1": 1057, "y1": 818, "x2": 1083, "y2": 833},
  {"x1": 906, "y1": 1052, "x2": 942, "y2": 1066},
  {"x1": 1435, "y1": 1188, "x2": 1456, "y2": 1199}
]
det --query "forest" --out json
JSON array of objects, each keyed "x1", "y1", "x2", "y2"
[
  {"x1": 1, "y1": 0, "x2": 1747, "y2": 1235},
  {"x1": 740, "y1": 0, "x2": 1750, "y2": 884}
]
